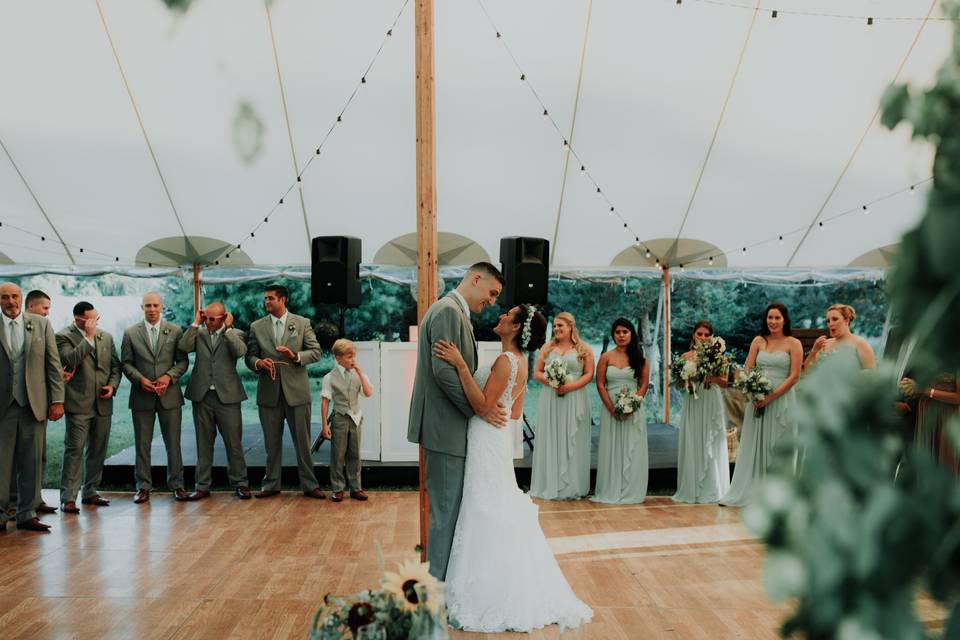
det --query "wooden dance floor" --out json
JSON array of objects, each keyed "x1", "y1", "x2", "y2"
[{"x1": 0, "y1": 490, "x2": 789, "y2": 639}]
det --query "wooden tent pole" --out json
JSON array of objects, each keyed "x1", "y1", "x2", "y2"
[
  {"x1": 662, "y1": 266, "x2": 671, "y2": 424},
  {"x1": 415, "y1": 0, "x2": 438, "y2": 564}
]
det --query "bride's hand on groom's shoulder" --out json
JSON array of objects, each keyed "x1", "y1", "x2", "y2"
[{"x1": 433, "y1": 340, "x2": 465, "y2": 368}]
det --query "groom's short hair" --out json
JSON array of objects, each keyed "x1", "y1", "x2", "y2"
[{"x1": 466, "y1": 262, "x2": 504, "y2": 285}]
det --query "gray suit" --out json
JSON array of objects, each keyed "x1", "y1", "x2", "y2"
[
  {"x1": 406, "y1": 294, "x2": 477, "y2": 579},
  {"x1": 56, "y1": 325, "x2": 121, "y2": 504},
  {"x1": 121, "y1": 321, "x2": 188, "y2": 491},
  {"x1": 0, "y1": 313, "x2": 64, "y2": 524},
  {"x1": 179, "y1": 324, "x2": 249, "y2": 491},
  {"x1": 245, "y1": 313, "x2": 322, "y2": 492}
]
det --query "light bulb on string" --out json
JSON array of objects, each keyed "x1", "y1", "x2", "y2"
[
  {"x1": 608, "y1": 206, "x2": 614, "y2": 216},
  {"x1": 708, "y1": 256, "x2": 714, "y2": 266},
  {"x1": 645, "y1": 249, "x2": 652, "y2": 259},
  {"x1": 595, "y1": 187, "x2": 602, "y2": 199},
  {"x1": 909, "y1": 184, "x2": 916, "y2": 194},
  {"x1": 778, "y1": 235, "x2": 784, "y2": 245},
  {"x1": 818, "y1": 221, "x2": 825, "y2": 230},
  {"x1": 542, "y1": 109, "x2": 549, "y2": 121},
  {"x1": 862, "y1": 205, "x2": 868, "y2": 215}
]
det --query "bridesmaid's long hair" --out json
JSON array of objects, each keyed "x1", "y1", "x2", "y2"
[
  {"x1": 760, "y1": 302, "x2": 792, "y2": 337},
  {"x1": 689, "y1": 320, "x2": 714, "y2": 349},
  {"x1": 546, "y1": 311, "x2": 590, "y2": 362},
  {"x1": 612, "y1": 317, "x2": 645, "y2": 382}
]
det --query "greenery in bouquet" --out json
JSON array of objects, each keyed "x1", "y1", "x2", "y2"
[
  {"x1": 544, "y1": 357, "x2": 571, "y2": 389},
  {"x1": 613, "y1": 386, "x2": 644, "y2": 419},
  {"x1": 312, "y1": 560, "x2": 447, "y2": 640},
  {"x1": 670, "y1": 355, "x2": 700, "y2": 396},
  {"x1": 693, "y1": 336, "x2": 733, "y2": 388}
]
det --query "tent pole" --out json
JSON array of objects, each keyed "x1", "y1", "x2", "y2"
[
  {"x1": 415, "y1": 0, "x2": 437, "y2": 565},
  {"x1": 193, "y1": 263, "x2": 201, "y2": 317},
  {"x1": 662, "y1": 266, "x2": 671, "y2": 424}
]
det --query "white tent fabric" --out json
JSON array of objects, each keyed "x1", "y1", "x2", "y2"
[{"x1": 0, "y1": 0, "x2": 950, "y2": 268}]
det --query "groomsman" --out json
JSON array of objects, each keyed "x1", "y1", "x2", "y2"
[
  {"x1": 121, "y1": 292, "x2": 188, "y2": 503},
  {"x1": 178, "y1": 301, "x2": 252, "y2": 500},
  {"x1": 0, "y1": 283, "x2": 64, "y2": 532},
  {"x1": 6, "y1": 290, "x2": 61, "y2": 515},
  {"x1": 245, "y1": 284, "x2": 324, "y2": 499},
  {"x1": 56, "y1": 302, "x2": 121, "y2": 513}
]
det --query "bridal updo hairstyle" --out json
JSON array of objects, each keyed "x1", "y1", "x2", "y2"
[{"x1": 513, "y1": 305, "x2": 547, "y2": 353}]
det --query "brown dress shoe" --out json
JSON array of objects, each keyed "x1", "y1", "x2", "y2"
[
  {"x1": 16, "y1": 517, "x2": 51, "y2": 532},
  {"x1": 330, "y1": 491, "x2": 344, "y2": 502},
  {"x1": 303, "y1": 488, "x2": 326, "y2": 500},
  {"x1": 188, "y1": 490, "x2": 210, "y2": 501},
  {"x1": 61, "y1": 501, "x2": 81, "y2": 514},
  {"x1": 36, "y1": 502, "x2": 58, "y2": 514},
  {"x1": 254, "y1": 489, "x2": 280, "y2": 499},
  {"x1": 173, "y1": 489, "x2": 190, "y2": 501},
  {"x1": 349, "y1": 490, "x2": 369, "y2": 501},
  {"x1": 81, "y1": 495, "x2": 110, "y2": 506},
  {"x1": 235, "y1": 486, "x2": 252, "y2": 500},
  {"x1": 134, "y1": 489, "x2": 150, "y2": 504}
]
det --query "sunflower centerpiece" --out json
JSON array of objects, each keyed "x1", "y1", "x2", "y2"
[{"x1": 311, "y1": 560, "x2": 447, "y2": 639}]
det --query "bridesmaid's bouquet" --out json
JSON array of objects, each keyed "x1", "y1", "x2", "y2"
[
  {"x1": 613, "y1": 387, "x2": 644, "y2": 419},
  {"x1": 670, "y1": 355, "x2": 700, "y2": 397},
  {"x1": 694, "y1": 336, "x2": 733, "y2": 388},
  {"x1": 544, "y1": 358, "x2": 571, "y2": 389},
  {"x1": 733, "y1": 365, "x2": 773, "y2": 416}
]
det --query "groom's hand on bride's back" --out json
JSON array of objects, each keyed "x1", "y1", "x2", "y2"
[{"x1": 479, "y1": 403, "x2": 509, "y2": 428}]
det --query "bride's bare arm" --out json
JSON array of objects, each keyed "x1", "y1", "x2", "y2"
[{"x1": 434, "y1": 341, "x2": 511, "y2": 417}]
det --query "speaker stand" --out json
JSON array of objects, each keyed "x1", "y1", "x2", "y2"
[{"x1": 338, "y1": 305, "x2": 346, "y2": 339}]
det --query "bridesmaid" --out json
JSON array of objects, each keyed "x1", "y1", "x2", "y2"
[
  {"x1": 720, "y1": 303, "x2": 802, "y2": 507},
  {"x1": 672, "y1": 320, "x2": 730, "y2": 504},
  {"x1": 530, "y1": 312, "x2": 595, "y2": 500},
  {"x1": 803, "y1": 304, "x2": 876, "y2": 371},
  {"x1": 592, "y1": 318, "x2": 650, "y2": 504}
]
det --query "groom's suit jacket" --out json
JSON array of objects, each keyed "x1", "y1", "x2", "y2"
[{"x1": 406, "y1": 294, "x2": 478, "y2": 458}]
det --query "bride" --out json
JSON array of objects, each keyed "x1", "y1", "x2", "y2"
[{"x1": 432, "y1": 304, "x2": 593, "y2": 633}]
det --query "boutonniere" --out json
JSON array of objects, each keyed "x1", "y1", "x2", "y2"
[
  {"x1": 162, "y1": 327, "x2": 170, "y2": 336},
  {"x1": 287, "y1": 322, "x2": 296, "y2": 333},
  {"x1": 25, "y1": 320, "x2": 33, "y2": 332}
]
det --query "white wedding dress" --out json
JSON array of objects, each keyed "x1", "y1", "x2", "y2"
[{"x1": 444, "y1": 351, "x2": 593, "y2": 632}]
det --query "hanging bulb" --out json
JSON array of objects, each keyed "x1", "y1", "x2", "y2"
[
  {"x1": 818, "y1": 221, "x2": 825, "y2": 230},
  {"x1": 542, "y1": 109, "x2": 549, "y2": 120},
  {"x1": 909, "y1": 184, "x2": 916, "y2": 194},
  {"x1": 708, "y1": 256, "x2": 714, "y2": 266},
  {"x1": 520, "y1": 73, "x2": 526, "y2": 81},
  {"x1": 645, "y1": 249, "x2": 652, "y2": 259},
  {"x1": 862, "y1": 204, "x2": 868, "y2": 215},
  {"x1": 595, "y1": 187, "x2": 602, "y2": 199},
  {"x1": 778, "y1": 235, "x2": 784, "y2": 245}
]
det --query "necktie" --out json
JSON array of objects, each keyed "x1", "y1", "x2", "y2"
[
  {"x1": 9, "y1": 319, "x2": 22, "y2": 358},
  {"x1": 150, "y1": 326, "x2": 159, "y2": 354},
  {"x1": 209, "y1": 330, "x2": 219, "y2": 349},
  {"x1": 274, "y1": 319, "x2": 283, "y2": 344}
]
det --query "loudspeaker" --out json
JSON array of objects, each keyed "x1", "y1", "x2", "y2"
[
  {"x1": 311, "y1": 236, "x2": 361, "y2": 307},
  {"x1": 499, "y1": 237, "x2": 549, "y2": 306}
]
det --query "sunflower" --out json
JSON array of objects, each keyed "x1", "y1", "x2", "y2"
[{"x1": 381, "y1": 560, "x2": 443, "y2": 613}]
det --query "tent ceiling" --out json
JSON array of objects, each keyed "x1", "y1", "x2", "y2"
[{"x1": 0, "y1": 0, "x2": 949, "y2": 268}]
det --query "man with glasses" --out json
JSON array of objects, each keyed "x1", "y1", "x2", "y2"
[
  {"x1": 56, "y1": 301, "x2": 121, "y2": 513},
  {"x1": 178, "y1": 301, "x2": 251, "y2": 500}
]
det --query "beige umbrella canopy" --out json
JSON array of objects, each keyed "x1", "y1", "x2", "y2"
[
  {"x1": 610, "y1": 238, "x2": 727, "y2": 268},
  {"x1": 135, "y1": 236, "x2": 253, "y2": 267},
  {"x1": 848, "y1": 244, "x2": 899, "y2": 268},
  {"x1": 0, "y1": 250, "x2": 12, "y2": 265},
  {"x1": 374, "y1": 232, "x2": 490, "y2": 267}
]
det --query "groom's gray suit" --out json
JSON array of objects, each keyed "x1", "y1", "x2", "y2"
[{"x1": 407, "y1": 292, "x2": 477, "y2": 580}]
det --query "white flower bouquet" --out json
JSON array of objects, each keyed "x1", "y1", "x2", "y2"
[
  {"x1": 544, "y1": 357, "x2": 570, "y2": 389},
  {"x1": 670, "y1": 355, "x2": 700, "y2": 397},
  {"x1": 694, "y1": 336, "x2": 733, "y2": 388},
  {"x1": 613, "y1": 387, "x2": 644, "y2": 419},
  {"x1": 733, "y1": 365, "x2": 774, "y2": 416}
]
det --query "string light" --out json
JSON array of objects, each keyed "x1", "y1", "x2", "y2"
[
  {"x1": 862, "y1": 204, "x2": 868, "y2": 215},
  {"x1": 215, "y1": 0, "x2": 409, "y2": 265},
  {"x1": 708, "y1": 256, "x2": 714, "y2": 265},
  {"x1": 645, "y1": 249, "x2": 652, "y2": 259},
  {"x1": 686, "y1": 1, "x2": 947, "y2": 23},
  {"x1": 771, "y1": 10, "x2": 778, "y2": 18}
]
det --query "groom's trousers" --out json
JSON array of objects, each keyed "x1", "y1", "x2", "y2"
[{"x1": 424, "y1": 449, "x2": 466, "y2": 580}]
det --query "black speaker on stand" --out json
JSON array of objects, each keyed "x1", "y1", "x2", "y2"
[
  {"x1": 499, "y1": 236, "x2": 550, "y2": 306},
  {"x1": 311, "y1": 236, "x2": 362, "y2": 336}
]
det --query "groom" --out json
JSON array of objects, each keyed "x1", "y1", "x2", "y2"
[{"x1": 408, "y1": 262, "x2": 507, "y2": 579}]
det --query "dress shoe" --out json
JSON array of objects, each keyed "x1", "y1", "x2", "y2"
[
  {"x1": 173, "y1": 488, "x2": 190, "y2": 501},
  {"x1": 303, "y1": 488, "x2": 326, "y2": 500},
  {"x1": 235, "y1": 486, "x2": 252, "y2": 500},
  {"x1": 16, "y1": 517, "x2": 51, "y2": 532},
  {"x1": 134, "y1": 489, "x2": 150, "y2": 504},
  {"x1": 350, "y1": 490, "x2": 369, "y2": 501},
  {"x1": 254, "y1": 489, "x2": 280, "y2": 499},
  {"x1": 330, "y1": 491, "x2": 344, "y2": 503},
  {"x1": 61, "y1": 501, "x2": 81, "y2": 514},
  {"x1": 36, "y1": 502, "x2": 58, "y2": 514},
  {"x1": 81, "y1": 495, "x2": 110, "y2": 507},
  {"x1": 188, "y1": 490, "x2": 210, "y2": 501}
]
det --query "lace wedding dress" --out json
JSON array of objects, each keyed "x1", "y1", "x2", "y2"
[{"x1": 444, "y1": 351, "x2": 593, "y2": 632}]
